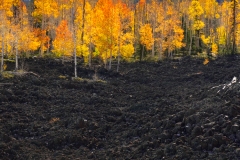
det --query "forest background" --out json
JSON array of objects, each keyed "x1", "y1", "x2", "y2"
[{"x1": 0, "y1": 0, "x2": 239, "y2": 73}]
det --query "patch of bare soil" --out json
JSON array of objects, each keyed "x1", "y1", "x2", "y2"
[{"x1": 1, "y1": 56, "x2": 240, "y2": 159}]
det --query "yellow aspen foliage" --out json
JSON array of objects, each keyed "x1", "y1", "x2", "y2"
[
  {"x1": 139, "y1": 24, "x2": 154, "y2": 50},
  {"x1": 199, "y1": 0, "x2": 219, "y2": 19},
  {"x1": 173, "y1": 26, "x2": 185, "y2": 49},
  {"x1": 0, "y1": 0, "x2": 14, "y2": 17},
  {"x1": 211, "y1": 43, "x2": 218, "y2": 54},
  {"x1": 52, "y1": 20, "x2": 73, "y2": 57},
  {"x1": 120, "y1": 44, "x2": 134, "y2": 59},
  {"x1": 188, "y1": 0, "x2": 205, "y2": 31},
  {"x1": 203, "y1": 58, "x2": 209, "y2": 65},
  {"x1": 20, "y1": 4, "x2": 29, "y2": 26},
  {"x1": 193, "y1": 20, "x2": 205, "y2": 30},
  {"x1": 33, "y1": 0, "x2": 59, "y2": 18},
  {"x1": 75, "y1": 1, "x2": 94, "y2": 63},
  {"x1": 18, "y1": 28, "x2": 41, "y2": 53},
  {"x1": 201, "y1": 35, "x2": 210, "y2": 45},
  {"x1": 215, "y1": 13, "x2": 220, "y2": 19},
  {"x1": 2, "y1": 27, "x2": 13, "y2": 54},
  {"x1": 189, "y1": 0, "x2": 204, "y2": 20},
  {"x1": 115, "y1": 1, "x2": 135, "y2": 60},
  {"x1": 76, "y1": 44, "x2": 89, "y2": 63},
  {"x1": 216, "y1": 26, "x2": 226, "y2": 45},
  {"x1": 119, "y1": 31, "x2": 135, "y2": 59}
]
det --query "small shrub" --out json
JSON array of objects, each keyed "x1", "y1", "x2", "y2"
[
  {"x1": 72, "y1": 76, "x2": 107, "y2": 83},
  {"x1": 59, "y1": 75, "x2": 67, "y2": 79},
  {"x1": 1, "y1": 72, "x2": 14, "y2": 79},
  {"x1": 72, "y1": 77, "x2": 85, "y2": 82},
  {"x1": 49, "y1": 117, "x2": 60, "y2": 124},
  {"x1": 203, "y1": 58, "x2": 209, "y2": 65}
]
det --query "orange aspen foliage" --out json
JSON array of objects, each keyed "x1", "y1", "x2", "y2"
[
  {"x1": 53, "y1": 20, "x2": 73, "y2": 57},
  {"x1": 93, "y1": 0, "x2": 120, "y2": 65},
  {"x1": 34, "y1": 28, "x2": 50, "y2": 53}
]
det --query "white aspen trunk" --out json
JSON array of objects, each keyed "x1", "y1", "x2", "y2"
[
  {"x1": 15, "y1": 40, "x2": 19, "y2": 71},
  {"x1": 62, "y1": 41, "x2": 65, "y2": 65},
  {"x1": 141, "y1": 45, "x2": 145, "y2": 61},
  {"x1": 47, "y1": 38, "x2": 50, "y2": 54},
  {"x1": 109, "y1": 27, "x2": 113, "y2": 70},
  {"x1": 189, "y1": 30, "x2": 192, "y2": 55},
  {"x1": 104, "y1": 60, "x2": 107, "y2": 69},
  {"x1": 109, "y1": 49, "x2": 112, "y2": 70},
  {"x1": 117, "y1": 51, "x2": 120, "y2": 72},
  {"x1": 159, "y1": 42, "x2": 162, "y2": 61},
  {"x1": 185, "y1": 15, "x2": 188, "y2": 49},
  {"x1": 74, "y1": 36, "x2": 77, "y2": 78},
  {"x1": 1, "y1": 33, "x2": 4, "y2": 72},
  {"x1": 40, "y1": 13, "x2": 45, "y2": 57},
  {"x1": 70, "y1": 1, "x2": 77, "y2": 78},
  {"x1": 159, "y1": 28, "x2": 163, "y2": 60},
  {"x1": 152, "y1": 20, "x2": 155, "y2": 58},
  {"x1": 117, "y1": 35, "x2": 120, "y2": 72},
  {"x1": 88, "y1": 41, "x2": 92, "y2": 68}
]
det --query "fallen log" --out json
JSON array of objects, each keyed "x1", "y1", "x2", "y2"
[{"x1": 10, "y1": 71, "x2": 40, "y2": 77}]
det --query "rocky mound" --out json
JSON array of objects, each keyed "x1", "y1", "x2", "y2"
[{"x1": 1, "y1": 56, "x2": 240, "y2": 159}]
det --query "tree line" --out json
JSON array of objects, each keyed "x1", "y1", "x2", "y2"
[{"x1": 0, "y1": 0, "x2": 239, "y2": 75}]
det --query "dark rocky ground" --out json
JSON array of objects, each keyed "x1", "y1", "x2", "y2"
[{"x1": 1, "y1": 56, "x2": 240, "y2": 159}]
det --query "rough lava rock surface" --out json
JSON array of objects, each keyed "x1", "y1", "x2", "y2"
[{"x1": 1, "y1": 56, "x2": 240, "y2": 159}]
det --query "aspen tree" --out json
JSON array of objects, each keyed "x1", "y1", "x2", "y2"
[
  {"x1": 188, "y1": 0, "x2": 204, "y2": 54},
  {"x1": 0, "y1": 0, "x2": 13, "y2": 72},
  {"x1": 230, "y1": 0, "x2": 238, "y2": 54},
  {"x1": 33, "y1": 0, "x2": 59, "y2": 57},
  {"x1": 115, "y1": 0, "x2": 134, "y2": 72}
]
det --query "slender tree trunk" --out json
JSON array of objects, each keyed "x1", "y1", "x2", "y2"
[
  {"x1": 1, "y1": 33, "x2": 4, "y2": 72},
  {"x1": 159, "y1": 36, "x2": 163, "y2": 61},
  {"x1": 40, "y1": 14, "x2": 45, "y2": 57},
  {"x1": 109, "y1": 49, "x2": 112, "y2": 70},
  {"x1": 141, "y1": 45, "x2": 144, "y2": 61},
  {"x1": 62, "y1": 41, "x2": 65, "y2": 65},
  {"x1": 47, "y1": 38, "x2": 50, "y2": 54},
  {"x1": 74, "y1": 36, "x2": 77, "y2": 77},
  {"x1": 152, "y1": 22, "x2": 155, "y2": 58},
  {"x1": 81, "y1": 0, "x2": 86, "y2": 43},
  {"x1": 88, "y1": 41, "x2": 92, "y2": 68},
  {"x1": 109, "y1": 27, "x2": 113, "y2": 70},
  {"x1": 15, "y1": 39, "x2": 18, "y2": 71},
  {"x1": 73, "y1": 24, "x2": 77, "y2": 77},
  {"x1": 117, "y1": 36, "x2": 120, "y2": 72},
  {"x1": 70, "y1": 1, "x2": 77, "y2": 78},
  {"x1": 232, "y1": 0, "x2": 237, "y2": 54},
  {"x1": 196, "y1": 30, "x2": 200, "y2": 49},
  {"x1": 104, "y1": 61, "x2": 107, "y2": 69},
  {"x1": 81, "y1": 0, "x2": 86, "y2": 64},
  {"x1": 189, "y1": 31, "x2": 193, "y2": 55},
  {"x1": 185, "y1": 16, "x2": 188, "y2": 51},
  {"x1": 117, "y1": 52, "x2": 120, "y2": 72}
]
